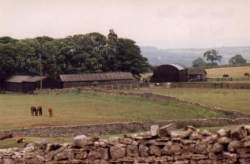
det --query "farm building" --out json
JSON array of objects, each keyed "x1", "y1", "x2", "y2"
[
  {"x1": 151, "y1": 64, "x2": 188, "y2": 82},
  {"x1": 60, "y1": 72, "x2": 136, "y2": 88},
  {"x1": 0, "y1": 73, "x2": 8, "y2": 90},
  {"x1": 151, "y1": 64, "x2": 208, "y2": 83},
  {"x1": 5, "y1": 75, "x2": 59, "y2": 93},
  {"x1": 187, "y1": 68, "x2": 207, "y2": 81}
]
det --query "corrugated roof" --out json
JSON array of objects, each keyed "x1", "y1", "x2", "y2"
[
  {"x1": 6, "y1": 75, "x2": 47, "y2": 83},
  {"x1": 60, "y1": 72, "x2": 134, "y2": 82},
  {"x1": 169, "y1": 64, "x2": 186, "y2": 71}
]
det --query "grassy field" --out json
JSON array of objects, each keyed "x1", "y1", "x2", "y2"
[
  {"x1": 206, "y1": 66, "x2": 250, "y2": 78},
  {"x1": 134, "y1": 87, "x2": 250, "y2": 114},
  {"x1": 0, "y1": 90, "x2": 222, "y2": 131}
]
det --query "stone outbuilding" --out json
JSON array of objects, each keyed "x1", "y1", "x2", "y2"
[{"x1": 187, "y1": 68, "x2": 207, "y2": 81}]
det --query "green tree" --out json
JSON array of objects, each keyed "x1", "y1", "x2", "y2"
[
  {"x1": 229, "y1": 54, "x2": 247, "y2": 65},
  {"x1": 0, "y1": 36, "x2": 17, "y2": 44},
  {"x1": 0, "y1": 42, "x2": 18, "y2": 75},
  {"x1": 192, "y1": 57, "x2": 206, "y2": 67},
  {"x1": 203, "y1": 49, "x2": 222, "y2": 66},
  {"x1": 116, "y1": 38, "x2": 150, "y2": 75},
  {"x1": 0, "y1": 31, "x2": 150, "y2": 78}
]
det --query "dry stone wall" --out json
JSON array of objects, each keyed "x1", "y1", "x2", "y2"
[
  {"x1": 2, "y1": 118, "x2": 250, "y2": 137},
  {"x1": 2, "y1": 124, "x2": 250, "y2": 163},
  {"x1": 170, "y1": 82, "x2": 250, "y2": 89}
]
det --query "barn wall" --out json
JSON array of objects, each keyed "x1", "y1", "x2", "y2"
[
  {"x1": 5, "y1": 78, "x2": 61, "y2": 93},
  {"x1": 188, "y1": 74, "x2": 207, "y2": 81},
  {"x1": 6, "y1": 82, "x2": 24, "y2": 92},
  {"x1": 22, "y1": 82, "x2": 36, "y2": 93},
  {"x1": 62, "y1": 79, "x2": 136, "y2": 88},
  {"x1": 38, "y1": 79, "x2": 62, "y2": 89},
  {"x1": 0, "y1": 81, "x2": 3, "y2": 90},
  {"x1": 179, "y1": 69, "x2": 188, "y2": 82}
]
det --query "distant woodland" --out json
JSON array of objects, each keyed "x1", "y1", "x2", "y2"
[{"x1": 0, "y1": 30, "x2": 150, "y2": 78}]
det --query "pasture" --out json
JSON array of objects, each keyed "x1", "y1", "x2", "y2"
[
  {"x1": 206, "y1": 66, "x2": 250, "y2": 79},
  {"x1": 134, "y1": 87, "x2": 250, "y2": 114},
  {"x1": 0, "y1": 90, "x2": 221, "y2": 131}
]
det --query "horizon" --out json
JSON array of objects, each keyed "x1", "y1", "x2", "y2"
[
  {"x1": 1, "y1": 0, "x2": 250, "y2": 49},
  {"x1": 1, "y1": 33, "x2": 250, "y2": 50}
]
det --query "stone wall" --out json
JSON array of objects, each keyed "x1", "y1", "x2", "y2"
[
  {"x1": 2, "y1": 118, "x2": 250, "y2": 138},
  {"x1": 170, "y1": 82, "x2": 250, "y2": 89},
  {"x1": 2, "y1": 124, "x2": 250, "y2": 163}
]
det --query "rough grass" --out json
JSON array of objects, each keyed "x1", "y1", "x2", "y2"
[
  {"x1": 0, "y1": 90, "x2": 223, "y2": 131},
  {"x1": 206, "y1": 66, "x2": 250, "y2": 78},
  {"x1": 135, "y1": 87, "x2": 250, "y2": 114}
]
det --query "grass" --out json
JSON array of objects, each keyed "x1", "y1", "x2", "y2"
[
  {"x1": 206, "y1": 66, "x2": 250, "y2": 78},
  {"x1": 0, "y1": 90, "x2": 223, "y2": 131},
  {"x1": 134, "y1": 87, "x2": 250, "y2": 114}
]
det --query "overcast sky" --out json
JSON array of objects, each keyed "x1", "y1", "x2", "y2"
[{"x1": 0, "y1": 0, "x2": 249, "y2": 48}]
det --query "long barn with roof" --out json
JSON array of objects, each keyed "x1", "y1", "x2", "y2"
[{"x1": 59, "y1": 72, "x2": 136, "y2": 88}]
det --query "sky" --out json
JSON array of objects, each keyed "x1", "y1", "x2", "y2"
[{"x1": 0, "y1": 0, "x2": 250, "y2": 49}]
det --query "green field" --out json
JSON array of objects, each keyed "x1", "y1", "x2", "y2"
[
  {"x1": 0, "y1": 90, "x2": 222, "y2": 131},
  {"x1": 206, "y1": 66, "x2": 250, "y2": 79},
  {"x1": 135, "y1": 87, "x2": 250, "y2": 114}
]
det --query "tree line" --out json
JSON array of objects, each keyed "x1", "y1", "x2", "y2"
[
  {"x1": 0, "y1": 30, "x2": 150, "y2": 79},
  {"x1": 192, "y1": 49, "x2": 248, "y2": 67}
]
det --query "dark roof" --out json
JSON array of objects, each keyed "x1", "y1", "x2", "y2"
[
  {"x1": 169, "y1": 64, "x2": 186, "y2": 71},
  {"x1": 6, "y1": 75, "x2": 47, "y2": 83},
  {"x1": 60, "y1": 72, "x2": 134, "y2": 82},
  {"x1": 154, "y1": 64, "x2": 187, "y2": 71},
  {"x1": 188, "y1": 68, "x2": 207, "y2": 75}
]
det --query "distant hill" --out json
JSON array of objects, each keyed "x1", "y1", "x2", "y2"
[{"x1": 141, "y1": 46, "x2": 250, "y2": 66}]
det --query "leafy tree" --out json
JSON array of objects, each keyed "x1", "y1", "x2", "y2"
[
  {"x1": 0, "y1": 42, "x2": 17, "y2": 75},
  {"x1": 116, "y1": 38, "x2": 150, "y2": 74},
  {"x1": 0, "y1": 36, "x2": 17, "y2": 44},
  {"x1": 203, "y1": 49, "x2": 222, "y2": 65},
  {"x1": 192, "y1": 57, "x2": 206, "y2": 67},
  {"x1": 229, "y1": 54, "x2": 247, "y2": 65},
  {"x1": 0, "y1": 30, "x2": 150, "y2": 78}
]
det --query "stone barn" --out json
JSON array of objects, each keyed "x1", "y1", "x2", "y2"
[
  {"x1": 5, "y1": 75, "x2": 59, "y2": 93},
  {"x1": 187, "y1": 68, "x2": 207, "y2": 81},
  {"x1": 151, "y1": 64, "x2": 188, "y2": 82},
  {"x1": 59, "y1": 72, "x2": 136, "y2": 88}
]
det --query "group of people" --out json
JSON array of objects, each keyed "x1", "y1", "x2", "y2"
[{"x1": 30, "y1": 106, "x2": 53, "y2": 117}]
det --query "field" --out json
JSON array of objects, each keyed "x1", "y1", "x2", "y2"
[
  {"x1": 134, "y1": 87, "x2": 250, "y2": 114},
  {"x1": 206, "y1": 66, "x2": 250, "y2": 79},
  {"x1": 0, "y1": 90, "x2": 222, "y2": 131}
]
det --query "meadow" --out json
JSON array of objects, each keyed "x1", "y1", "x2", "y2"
[
  {"x1": 135, "y1": 87, "x2": 250, "y2": 114},
  {"x1": 206, "y1": 66, "x2": 250, "y2": 79},
  {"x1": 0, "y1": 90, "x2": 221, "y2": 131}
]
